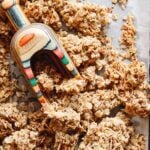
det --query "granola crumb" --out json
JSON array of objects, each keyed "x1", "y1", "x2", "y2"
[{"x1": 112, "y1": 14, "x2": 119, "y2": 21}]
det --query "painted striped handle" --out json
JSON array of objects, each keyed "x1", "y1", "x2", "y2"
[{"x1": 0, "y1": 0, "x2": 30, "y2": 30}]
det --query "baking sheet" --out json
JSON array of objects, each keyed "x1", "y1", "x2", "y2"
[
  {"x1": 90, "y1": 0, "x2": 150, "y2": 149},
  {"x1": 10, "y1": 0, "x2": 150, "y2": 149}
]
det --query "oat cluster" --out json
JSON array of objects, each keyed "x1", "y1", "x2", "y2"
[
  {"x1": 0, "y1": 0, "x2": 149, "y2": 149},
  {"x1": 79, "y1": 113, "x2": 145, "y2": 150},
  {"x1": 112, "y1": 0, "x2": 128, "y2": 9},
  {"x1": 0, "y1": 42, "x2": 17, "y2": 103}
]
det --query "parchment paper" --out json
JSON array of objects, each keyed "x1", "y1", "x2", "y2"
[
  {"x1": 11, "y1": 0, "x2": 150, "y2": 149},
  {"x1": 90, "y1": 0, "x2": 150, "y2": 149}
]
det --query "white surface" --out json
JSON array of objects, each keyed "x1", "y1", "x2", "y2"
[{"x1": 90, "y1": 0, "x2": 150, "y2": 149}]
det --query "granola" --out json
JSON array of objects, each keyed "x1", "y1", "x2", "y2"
[
  {"x1": 3, "y1": 129, "x2": 38, "y2": 150},
  {"x1": 0, "y1": 0, "x2": 149, "y2": 149},
  {"x1": 0, "y1": 103, "x2": 27, "y2": 128},
  {"x1": 126, "y1": 134, "x2": 146, "y2": 150},
  {"x1": 54, "y1": 132, "x2": 79, "y2": 149},
  {"x1": 112, "y1": 0, "x2": 128, "y2": 9},
  {"x1": 120, "y1": 15, "x2": 137, "y2": 61},
  {"x1": 0, "y1": 119, "x2": 13, "y2": 140},
  {"x1": 24, "y1": 0, "x2": 62, "y2": 30},
  {"x1": 0, "y1": 42, "x2": 17, "y2": 102},
  {"x1": 79, "y1": 112, "x2": 134, "y2": 149},
  {"x1": 53, "y1": 0, "x2": 112, "y2": 38}
]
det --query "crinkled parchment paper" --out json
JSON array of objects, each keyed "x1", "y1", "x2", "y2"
[
  {"x1": 10, "y1": 0, "x2": 150, "y2": 149},
  {"x1": 91, "y1": 0, "x2": 150, "y2": 149}
]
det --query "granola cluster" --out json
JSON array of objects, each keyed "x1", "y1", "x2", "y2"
[
  {"x1": 112, "y1": 0, "x2": 128, "y2": 9},
  {"x1": 0, "y1": 42, "x2": 17, "y2": 102},
  {"x1": 0, "y1": 119, "x2": 13, "y2": 140},
  {"x1": 54, "y1": 132, "x2": 79, "y2": 149},
  {"x1": 120, "y1": 15, "x2": 137, "y2": 61},
  {"x1": 0, "y1": 0, "x2": 149, "y2": 149},
  {"x1": 126, "y1": 134, "x2": 146, "y2": 150},
  {"x1": 0, "y1": 103, "x2": 27, "y2": 128},
  {"x1": 0, "y1": 22, "x2": 11, "y2": 36},
  {"x1": 24, "y1": 0, "x2": 62, "y2": 30},
  {"x1": 79, "y1": 113, "x2": 135, "y2": 149},
  {"x1": 3, "y1": 129, "x2": 38, "y2": 150},
  {"x1": 79, "y1": 112, "x2": 146, "y2": 150},
  {"x1": 53, "y1": 0, "x2": 112, "y2": 37}
]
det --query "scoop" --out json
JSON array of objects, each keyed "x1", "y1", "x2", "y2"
[{"x1": 0, "y1": 0, "x2": 80, "y2": 113}]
